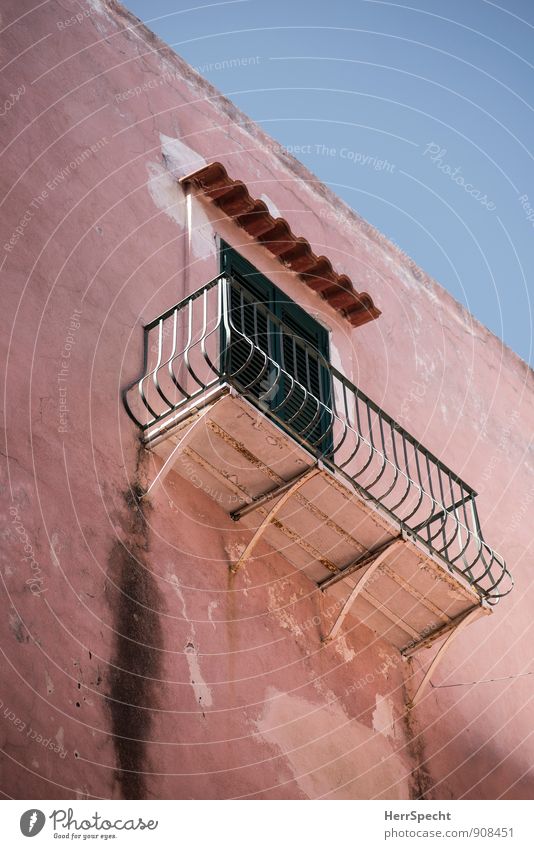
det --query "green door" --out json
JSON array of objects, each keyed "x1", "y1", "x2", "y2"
[{"x1": 221, "y1": 243, "x2": 333, "y2": 456}]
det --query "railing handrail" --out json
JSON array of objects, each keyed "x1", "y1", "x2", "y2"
[{"x1": 221, "y1": 273, "x2": 478, "y2": 496}]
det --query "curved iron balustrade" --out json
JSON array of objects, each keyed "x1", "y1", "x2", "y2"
[{"x1": 124, "y1": 274, "x2": 513, "y2": 604}]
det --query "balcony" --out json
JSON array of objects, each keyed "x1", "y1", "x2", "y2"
[{"x1": 123, "y1": 274, "x2": 512, "y2": 695}]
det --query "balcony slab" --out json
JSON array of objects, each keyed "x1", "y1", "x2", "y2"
[{"x1": 145, "y1": 386, "x2": 490, "y2": 654}]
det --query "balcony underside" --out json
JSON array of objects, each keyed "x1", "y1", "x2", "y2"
[{"x1": 145, "y1": 385, "x2": 490, "y2": 655}]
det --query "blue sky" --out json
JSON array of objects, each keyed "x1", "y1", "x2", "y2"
[{"x1": 127, "y1": 0, "x2": 534, "y2": 365}]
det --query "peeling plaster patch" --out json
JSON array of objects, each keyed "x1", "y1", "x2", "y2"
[
  {"x1": 167, "y1": 574, "x2": 212, "y2": 708},
  {"x1": 414, "y1": 351, "x2": 437, "y2": 383},
  {"x1": 311, "y1": 676, "x2": 338, "y2": 708},
  {"x1": 254, "y1": 687, "x2": 408, "y2": 799},
  {"x1": 55, "y1": 727, "x2": 65, "y2": 751},
  {"x1": 225, "y1": 542, "x2": 246, "y2": 566},
  {"x1": 45, "y1": 671, "x2": 54, "y2": 695},
  {"x1": 184, "y1": 641, "x2": 213, "y2": 708},
  {"x1": 50, "y1": 533, "x2": 61, "y2": 568},
  {"x1": 259, "y1": 193, "x2": 281, "y2": 219},
  {"x1": 147, "y1": 152, "x2": 214, "y2": 260},
  {"x1": 334, "y1": 635, "x2": 356, "y2": 664},
  {"x1": 167, "y1": 573, "x2": 188, "y2": 621},
  {"x1": 267, "y1": 583, "x2": 302, "y2": 637},
  {"x1": 411, "y1": 304, "x2": 423, "y2": 333},
  {"x1": 207, "y1": 600, "x2": 218, "y2": 629},
  {"x1": 84, "y1": 0, "x2": 115, "y2": 33},
  {"x1": 9, "y1": 612, "x2": 24, "y2": 643},
  {"x1": 377, "y1": 648, "x2": 398, "y2": 676},
  {"x1": 372, "y1": 695, "x2": 396, "y2": 740},
  {"x1": 160, "y1": 133, "x2": 206, "y2": 178},
  {"x1": 146, "y1": 162, "x2": 186, "y2": 228},
  {"x1": 189, "y1": 198, "x2": 215, "y2": 260}
]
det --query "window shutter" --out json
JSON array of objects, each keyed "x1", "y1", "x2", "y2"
[
  {"x1": 221, "y1": 243, "x2": 333, "y2": 456},
  {"x1": 278, "y1": 302, "x2": 332, "y2": 455},
  {"x1": 223, "y1": 245, "x2": 274, "y2": 400}
]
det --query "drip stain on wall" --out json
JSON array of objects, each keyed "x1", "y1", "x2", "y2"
[{"x1": 106, "y1": 456, "x2": 164, "y2": 799}]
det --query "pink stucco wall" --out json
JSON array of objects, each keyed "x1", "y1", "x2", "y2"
[{"x1": 1, "y1": 0, "x2": 533, "y2": 800}]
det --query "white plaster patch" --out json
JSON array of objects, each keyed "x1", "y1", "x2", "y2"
[
  {"x1": 411, "y1": 304, "x2": 423, "y2": 332},
  {"x1": 254, "y1": 687, "x2": 407, "y2": 799},
  {"x1": 311, "y1": 676, "x2": 338, "y2": 707},
  {"x1": 167, "y1": 572, "x2": 213, "y2": 708},
  {"x1": 260, "y1": 193, "x2": 281, "y2": 219},
  {"x1": 184, "y1": 641, "x2": 213, "y2": 708},
  {"x1": 146, "y1": 161, "x2": 186, "y2": 228},
  {"x1": 45, "y1": 671, "x2": 54, "y2": 695},
  {"x1": 207, "y1": 600, "x2": 218, "y2": 629},
  {"x1": 334, "y1": 635, "x2": 356, "y2": 664},
  {"x1": 372, "y1": 694, "x2": 396, "y2": 740},
  {"x1": 224, "y1": 542, "x2": 246, "y2": 566},
  {"x1": 146, "y1": 143, "x2": 214, "y2": 260},
  {"x1": 414, "y1": 351, "x2": 436, "y2": 382},
  {"x1": 267, "y1": 582, "x2": 303, "y2": 637},
  {"x1": 84, "y1": 0, "x2": 114, "y2": 33},
  {"x1": 55, "y1": 726, "x2": 65, "y2": 750},
  {"x1": 160, "y1": 133, "x2": 206, "y2": 178},
  {"x1": 50, "y1": 532, "x2": 61, "y2": 568},
  {"x1": 189, "y1": 198, "x2": 215, "y2": 260},
  {"x1": 167, "y1": 573, "x2": 188, "y2": 621}
]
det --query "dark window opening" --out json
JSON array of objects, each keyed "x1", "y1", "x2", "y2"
[{"x1": 220, "y1": 242, "x2": 333, "y2": 456}]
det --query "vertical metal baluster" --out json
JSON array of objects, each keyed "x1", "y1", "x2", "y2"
[
  {"x1": 288, "y1": 336, "x2": 308, "y2": 433},
  {"x1": 436, "y1": 466, "x2": 449, "y2": 554},
  {"x1": 461, "y1": 492, "x2": 477, "y2": 582},
  {"x1": 378, "y1": 413, "x2": 389, "y2": 484},
  {"x1": 353, "y1": 391, "x2": 368, "y2": 468},
  {"x1": 424, "y1": 454, "x2": 439, "y2": 547},
  {"x1": 277, "y1": 318, "x2": 291, "y2": 414},
  {"x1": 396, "y1": 432, "x2": 414, "y2": 513},
  {"x1": 304, "y1": 346, "x2": 321, "y2": 445},
  {"x1": 347, "y1": 395, "x2": 377, "y2": 482},
  {"x1": 304, "y1": 345, "x2": 313, "y2": 434},
  {"x1": 366, "y1": 401, "x2": 376, "y2": 486},
  {"x1": 240, "y1": 289, "x2": 245, "y2": 334},
  {"x1": 447, "y1": 474, "x2": 460, "y2": 561},
  {"x1": 413, "y1": 447, "x2": 428, "y2": 528}
]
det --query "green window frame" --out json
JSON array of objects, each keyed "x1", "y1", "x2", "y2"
[{"x1": 220, "y1": 242, "x2": 333, "y2": 456}]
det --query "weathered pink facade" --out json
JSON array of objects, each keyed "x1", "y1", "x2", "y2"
[{"x1": 1, "y1": 0, "x2": 533, "y2": 800}]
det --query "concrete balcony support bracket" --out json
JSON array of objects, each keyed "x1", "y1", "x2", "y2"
[
  {"x1": 229, "y1": 464, "x2": 321, "y2": 574},
  {"x1": 406, "y1": 605, "x2": 484, "y2": 708},
  {"x1": 321, "y1": 537, "x2": 406, "y2": 644},
  {"x1": 141, "y1": 405, "x2": 213, "y2": 499}
]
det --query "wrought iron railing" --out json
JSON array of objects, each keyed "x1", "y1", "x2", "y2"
[{"x1": 124, "y1": 274, "x2": 512, "y2": 604}]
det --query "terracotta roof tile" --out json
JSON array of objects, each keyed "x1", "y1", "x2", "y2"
[{"x1": 180, "y1": 162, "x2": 381, "y2": 328}]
